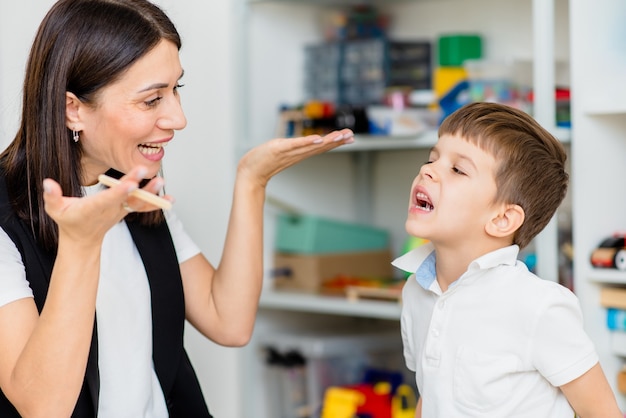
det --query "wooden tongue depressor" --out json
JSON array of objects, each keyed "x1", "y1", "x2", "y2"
[{"x1": 98, "y1": 174, "x2": 173, "y2": 210}]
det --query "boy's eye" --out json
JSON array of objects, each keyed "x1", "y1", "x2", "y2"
[{"x1": 452, "y1": 166, "x2": 466, "y2": 175}]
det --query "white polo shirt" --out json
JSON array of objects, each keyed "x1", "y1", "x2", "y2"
[{"x1": 393, "y1": 244, "x2": 598, "y2": 417}]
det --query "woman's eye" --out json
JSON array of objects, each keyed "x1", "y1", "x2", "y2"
[{"x1": 145, "y1": 96, "x2": 162, "y2": 107}]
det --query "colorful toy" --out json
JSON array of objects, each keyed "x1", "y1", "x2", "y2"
[
  {"x1": 321, "y1": 387, "x2": 365, "y2": 418},
  {"x1": 321, "y1": 373, "x2": 417, "y2": 418},
  {"x1": 391, "y1": 385, "x2": 417, "y2": 418},
  {"x1": 590, "y1": 233, "x2": 626, "y2": 271}
]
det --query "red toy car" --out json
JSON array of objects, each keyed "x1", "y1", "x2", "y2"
[{"x1": 590, "y1": 234, "x2": 626, "y2": 271}]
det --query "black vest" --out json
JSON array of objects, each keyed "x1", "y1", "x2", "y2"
[{"x1": 0, "y1": 175, "x2": 212, "y2": 417}]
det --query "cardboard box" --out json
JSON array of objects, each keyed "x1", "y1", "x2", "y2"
[
  {"x1": 272, "y1": 250, "x2": 393, "y2": 293},
  {"x1": 600, "y1": 286, "x2": 626, "y2": 310}
]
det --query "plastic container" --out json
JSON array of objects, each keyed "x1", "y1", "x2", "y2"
[
  {"x1": 259, "y1": 330, "x2": 404, "y2": 418},
  {"x1": 275, "y1": 214, "x2": 389, "y2": 254},
  {"x1": 437, "y1": 34, "x2": 482, "y2": 67}
]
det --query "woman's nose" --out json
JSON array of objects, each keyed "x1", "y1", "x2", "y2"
[{"x1": 159, "y1": 97, "x2": 187, "y2": 131}]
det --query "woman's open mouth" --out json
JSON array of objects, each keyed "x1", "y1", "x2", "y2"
[
  {"x1": 138, "y1": 142, "x2": 167, "y2": 155},
  {"x1": 138, "y1": 141, "x2": 168, "y2": 156}
]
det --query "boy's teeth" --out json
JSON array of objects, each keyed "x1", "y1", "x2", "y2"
[{"x1": 415, "y1": 192, "x2": 433, "y2": 211}]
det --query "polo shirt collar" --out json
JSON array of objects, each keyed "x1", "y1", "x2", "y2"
[{"x1": 392, "y1": 243, "x2": 520, "y2": 292}]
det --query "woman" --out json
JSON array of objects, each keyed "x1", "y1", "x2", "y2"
[{"x1": 0, "y1": 0, "x2": 354, "y2": 416}]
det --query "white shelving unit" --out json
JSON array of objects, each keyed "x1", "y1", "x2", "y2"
[
  {"x1": 570, "y1": 0, "x2": 626, "y2": 409},
  {"x1": 237, "y1": 0, "x2": 581, "y2": 416}
]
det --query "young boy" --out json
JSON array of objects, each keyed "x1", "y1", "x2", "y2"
[{"x1": 393, "y1": 102, "x2": 622, "y2": 417}]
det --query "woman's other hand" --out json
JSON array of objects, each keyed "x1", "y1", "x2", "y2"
[{"x1": 42, "y1": 166, "x2": 171, "y2": 246}]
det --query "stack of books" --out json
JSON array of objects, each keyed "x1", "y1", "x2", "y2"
[{"x1": 600, "y1": 287, "x2": 626, "y2": 357}]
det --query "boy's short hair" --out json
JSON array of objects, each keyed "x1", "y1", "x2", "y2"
[{"x1": 438, "y1": 102, "x2": 568, "y2": 249}]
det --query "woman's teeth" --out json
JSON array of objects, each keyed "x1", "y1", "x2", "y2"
[{"x1": 138, "y1": 142, "x2": 167, "y2": 155}]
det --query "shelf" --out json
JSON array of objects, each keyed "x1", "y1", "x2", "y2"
[
  {"x1": 589, "y1": 268, "x2": 626, "y2": 285},
  {"x1": 333, "y1": 131, "x2": 438, "y2": 152},
  {"x1": 585, "y1": 107, "x2": 626, "y2": 116},
  {"x1": 333, "y1": 126, "x2": 570, "y2": 152},
  {"x1": 259, "y1": 288, "x2": 402, "y2": 320}
]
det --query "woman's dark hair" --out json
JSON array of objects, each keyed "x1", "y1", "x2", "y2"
[{"x1": 0, "y1": 0, "x2": 181, "y2": 250}]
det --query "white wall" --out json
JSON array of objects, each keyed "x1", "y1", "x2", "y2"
[{"x1": 0, "y1": 1, "x2": 242, "y2": 416}]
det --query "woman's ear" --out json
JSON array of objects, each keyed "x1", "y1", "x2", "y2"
[
  {"x1": 485, "y1": 204, "x2": 525, "y2": 238},
  {"x1": 65, "y1": 92, "x2": 83, "y2": 130}
]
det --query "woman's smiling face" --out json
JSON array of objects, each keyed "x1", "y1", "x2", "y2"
[{"x1": 75, "y1": 39, "x2": 187, "y2": 185}]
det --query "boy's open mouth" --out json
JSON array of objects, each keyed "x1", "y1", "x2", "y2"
[{"x1": 415, "y1": 192, "x2": 434, "y2": 212}]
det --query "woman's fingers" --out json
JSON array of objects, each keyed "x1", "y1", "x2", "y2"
[
  {"x1": 239, "y1": 129, "x2": 355, "y2": 186},
  {"x1": 288, "y1": 129, "x2": 355, "y2": 151},
  {"x1": 118, "y1": 172, "x2": 174, "y2": 213},
  {"x1": 42, "y1": 178, "x2": 63, "y2": 212}
]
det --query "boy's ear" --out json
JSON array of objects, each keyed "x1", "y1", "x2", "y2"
[
  {"x1": 485, "y1": 204, "x2": 525, "y2": 239},
  {"x1": 65, "y1": 92, "x2": 83, "y2": 130}
]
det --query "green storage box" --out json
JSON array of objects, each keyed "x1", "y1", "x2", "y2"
[
  {"x1": 438, "y1": 34, "x2": 482, "y2": 67},
  {"x1": 275, "y1": 214, "x2": 389, "y2": 254}
]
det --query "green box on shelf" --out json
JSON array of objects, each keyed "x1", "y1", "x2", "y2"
[
  {"x1": 438, "y1": 34, "x2": 482, "y2": 67},
  {"x1": 275, "y1": 214, "x2": 389, "y2": 254}
]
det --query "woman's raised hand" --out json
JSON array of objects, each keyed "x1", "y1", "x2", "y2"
[{"x1": 237, "y1": 129, "x2": 354, "y2": 188}]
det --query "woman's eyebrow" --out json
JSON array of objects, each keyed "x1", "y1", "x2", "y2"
[{"x1": 138, "y1": 70, "x2": 185, "y2": 93}]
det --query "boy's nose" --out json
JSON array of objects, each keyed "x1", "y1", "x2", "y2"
[{"x1": 420, "y1": 163, "x2": 437, "y2": 181}]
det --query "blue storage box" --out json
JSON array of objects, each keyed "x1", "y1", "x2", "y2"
[{"x1": 275, "y1": 214, "x2": 389, "y2": 254}]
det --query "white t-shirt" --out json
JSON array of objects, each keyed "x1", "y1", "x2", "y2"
[
  {"x1": 0, "y1": 183, "x2": 201, "y2": 417},
  {"x1": 393, "y1": 243, "x2": 598, "y2": 418}
]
